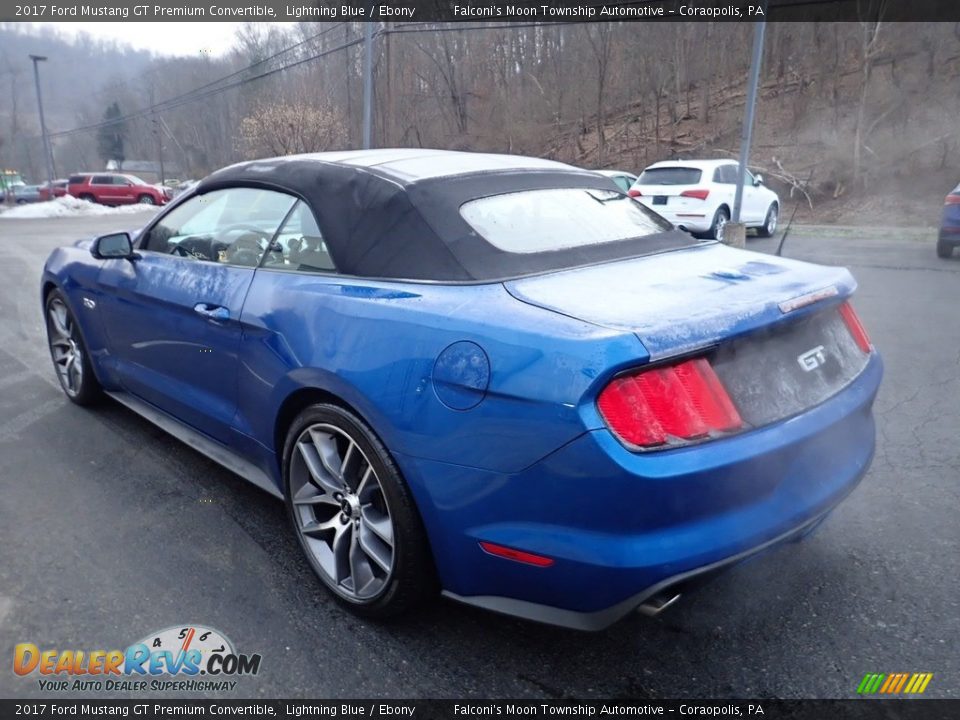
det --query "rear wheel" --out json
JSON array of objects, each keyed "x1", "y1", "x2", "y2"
[
  {"x1": 709, "y1": 207, "x2": 730, "y2": 242},
  {"x1": 138, "y1": 194, "x2": 156, "y2": 205},
  {"x1": 282, "y1": 403, "x2": 435, "y2": 618},
  {"x1": 756, "y1": 204, "x2": 779, "y2": 238},
  {"x1": 78, "y1": 193, "x2": 95, "y2": 203},
  {"x1": 936, "y1": 238, "x2": 953, "y2": 258},
  {"x1": 44, "y1": 290, "x2": 101, "y2": 405}
]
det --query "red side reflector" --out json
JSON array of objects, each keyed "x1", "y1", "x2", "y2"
[
  {"x1": 627, "y1": 188, "x2": 642, "y2": 197},
  {"x1": 945, "y1": 194, "x2": 960, "y2": 205},
  {"x1": 838, "y1": 301, "x2": 872, "y2": 353},
  {"x1": 680, "y1": 189, "x2": 710, "y2": 201},
  {"x1": 597, "y1": 357, "x2": 742, "y2": 449},
  {"x1": 479, "y1": 542, "x2": 554, "y2": 567}
]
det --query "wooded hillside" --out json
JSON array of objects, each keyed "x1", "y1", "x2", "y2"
[{"x1": 2, "y1": 21, "x2": 958, "y2": 223}]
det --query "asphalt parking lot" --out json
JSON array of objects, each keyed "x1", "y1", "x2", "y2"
[{"x1": 0, "y1": 212, "x2": 957, "y2": 700}]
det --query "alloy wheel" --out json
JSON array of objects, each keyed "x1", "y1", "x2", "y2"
[
  {"x1": 47, "y1": 298, "x2": 84, "y2": 398},
  {"x1": 289, "y1": 423, "x2": 395, "y2": 601},
  {"x1": 767, "y1": 208, "x2": 778, "y2": 236}
]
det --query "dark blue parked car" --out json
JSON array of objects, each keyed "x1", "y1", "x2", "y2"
[
  {"x1": 937, "y1": 183, "x2": 960, "y2": 258},
  {"x1": 41, "y1": 150, "x2": 882, "y2": 629}
]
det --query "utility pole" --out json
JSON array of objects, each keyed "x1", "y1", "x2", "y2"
[
  {"x1": 731, "y1": 21, "x2": 766, "y2": 226},
  {"x1": 149, "y1": 85, "x2": 165, "y2": 185},
  {"x1": 361, "y1": 20, "x2": 374, "y2": 149},
  {"x1": 29, "y1": 54, "x2": 54, "y2": 189}
]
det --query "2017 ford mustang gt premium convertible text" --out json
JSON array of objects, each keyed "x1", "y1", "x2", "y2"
[{"x1": 41, "y1": 150, "x2": 882, "y2": 630}]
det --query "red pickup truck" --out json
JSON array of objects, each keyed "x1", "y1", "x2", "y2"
[{"x1": 67, "y1": 173, "x2": 170, "y2": 206}]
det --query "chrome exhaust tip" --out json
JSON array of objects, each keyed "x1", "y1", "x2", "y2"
[{"x1": 637, "y1": 592, "x2": 682, "y2": 617}]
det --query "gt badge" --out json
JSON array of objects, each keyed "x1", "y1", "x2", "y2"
[{"x1": 797, "y1": 345, "x2": 827, "y2": 372}]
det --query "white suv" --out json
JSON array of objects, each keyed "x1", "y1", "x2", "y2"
[{"x1": 629, "y1": 159, "x2": 779, "y2": 241}]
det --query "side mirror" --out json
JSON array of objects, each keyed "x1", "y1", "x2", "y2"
[
  {"x1": 753, "y1": 174, "x2": 764, "y2": 186},
  {"x1": 91, "y1": 232, "x2": 139, "y2": 261}
]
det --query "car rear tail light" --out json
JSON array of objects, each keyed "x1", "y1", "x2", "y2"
[
  {"x1": 680, "y1": 189, "x2": 710, "y2": 201},
  {"x1": 479, "y1": 541, "x2": 554, "y2": 567},
  {"x1": 945, "y1": 194, "x2": 960, "y2": 205},
  {"x1": 627, "y1": 189, "x2": 642, "y2": 197},
  {"x1": 597, "y1": 357, "x2": 743, "y2": 449},
  {"x1": 838, "y1": 301, "x2": 872, "y2": 353}
]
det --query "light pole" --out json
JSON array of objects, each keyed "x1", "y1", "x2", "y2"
[
  {"x1": 29, "y1": 54, "x2": 54, "y2": 190},
  {"x1": 361, "y1": 21, "x2": 374, "y2": 149},
  {"x1": 732, "y1": 21, "x2": 766, "y2": 226}
]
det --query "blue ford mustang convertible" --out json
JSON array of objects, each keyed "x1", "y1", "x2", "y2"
[{"x1": 41, "y1": 150, "x2": 882, "y2": 629}]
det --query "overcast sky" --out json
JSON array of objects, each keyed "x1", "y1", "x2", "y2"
[{"x1": 29, "y1": 22, "x2": 289, "y2": 57}]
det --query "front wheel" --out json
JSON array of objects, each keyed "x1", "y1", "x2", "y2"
[
  {"x1": 936, "y1": 238, "x2": 953, "y2": 259},
  {"x1": 282, "y1": 403, "x2": 435, "y2": 618},
  {"x1": 44, "y1": 290, "x2": 101, "y2": 405},
  {"x1": 138, "y1": 194, "x2": 156, "y2": 205},
  {"x1": 709, "y1": 207, "x2": 730, "y2": 242},
  {"x1": 756, "y1": 204, "x2": 779, "y2": 238}
]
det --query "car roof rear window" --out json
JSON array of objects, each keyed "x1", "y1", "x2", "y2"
[
  {"x1": 638, "y1": 167, "x2": 703, "y2": 185},
  {"x1": 460, "y1": 188, "x2": 671, "y2": 254}
]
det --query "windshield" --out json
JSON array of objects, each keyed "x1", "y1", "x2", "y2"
[
  {"x1": 638, "y1": 167, "x2": 703, "y2": 185},
  {"x1": 124, "y1": 175, "x2": 149, "y2": 186},
  {"x1": 460, "y1": 188, "x2": 672, "y2": 254}
]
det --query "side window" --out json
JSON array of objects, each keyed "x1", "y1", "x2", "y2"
[
  {"x1": 91, "y1": 175, "x2": 112, "y2": 185},
  {"x1": 264, "y1": 201, "x2": 336, "y2": 273},
  {"x1": 112, "y1": 176, "x2": 129, "y2": 185},
  {"x1": 142, "y1": 187, "x2": 297, "y2": 268}
]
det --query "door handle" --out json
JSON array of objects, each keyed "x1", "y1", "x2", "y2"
[{"x1": 193, "y1": 303, "x2": 229, "y2": 321}]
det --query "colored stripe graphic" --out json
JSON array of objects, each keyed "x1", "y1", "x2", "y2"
[{"x1": 857, "y1": 673, "x2": 933, "y2": 695}]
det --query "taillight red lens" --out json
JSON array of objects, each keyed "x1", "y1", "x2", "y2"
[
  {"x1": 680, "y1": 189, "x2": 710, "y2": 201},
  {"x1": 597, "y1": 357, "x2": 742, "y2": 449},
  {"x1": 945, "y1": 194, "x2": 960, "y2": 205},
  {"x1": 838, "y1": 301, "x2": 872, "y2": 353},
  {"x1": 627, "y1": 188, "x2": 642, "y2": 197}
]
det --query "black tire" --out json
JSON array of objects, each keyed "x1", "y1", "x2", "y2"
[
  {"x1": 282, "y1": 402, "x2": 436, "y2": 618},
  {"x1": 16, "y1": 199, "x2": 27, "y2": 205},
  {"x1": 756, "y1": 203, "x2": 779, "y2": 238},
  {"x1": 78, "y1": 193, "x2": 95, "y2": 203},
  {"x1": 936, "y1": 238, "x2": 953, "y2": 259},
  {"x1": 709, "y1": 206, "x2": 730, "y2": 241},
  {"x1": 138, "y1": 194, "x2": 156, "y2": 205},
  {"x1": 44, "y1": 289, "x2": 101, "y2": 406}
]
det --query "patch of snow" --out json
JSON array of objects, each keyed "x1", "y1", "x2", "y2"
[{"x1": 0, "y1": 195, "x2": 161, "y2": 220}]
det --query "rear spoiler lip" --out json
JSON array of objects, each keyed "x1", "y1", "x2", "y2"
[{"x1": 778, "y1": 285, "x2": 840, "y2": 314}]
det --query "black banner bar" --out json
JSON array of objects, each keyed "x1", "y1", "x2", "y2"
[
  {"x1": 0, "y1": 0, "x2": 957, "y2": 23},
  {"x1": 1, "y1": 700, "x2": 959, "y2": 720}
]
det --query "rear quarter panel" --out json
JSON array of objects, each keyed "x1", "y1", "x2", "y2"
[{"x1": 236, "y1": 271, "x2": 647, "y2": 476}]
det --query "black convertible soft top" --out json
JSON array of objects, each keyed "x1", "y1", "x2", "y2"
[{"x1": 195, "y1": 149, "x2": 697, "y2": 283}]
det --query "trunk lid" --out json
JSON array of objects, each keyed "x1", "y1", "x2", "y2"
[
  {"x1": 634, "y1": 182, "x2": 707, "y2": 212},
  {"x1": 503, "y1": 243, "x2": 856, "y2": 360}
]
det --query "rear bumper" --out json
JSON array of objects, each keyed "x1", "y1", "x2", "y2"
[
  {"x1": 398, "y1": 354, "x2": 882, "y2": 630},
  {"x1": 639, "y1": 204, "x2": 712, "y2": 233},
  {"x1": 939, "y1": 226, "x2": 960, "y2": 245}
]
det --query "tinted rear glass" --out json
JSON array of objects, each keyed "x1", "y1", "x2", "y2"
[
  {"x1": 68, "y1": 175, "x2": 88, "y2": 184},
  {"x1": 638, "y1": 167, "x2": 702, "y2": 185},
  {"x1": 460, "y1": 188, "x2": 671, "y2": 254}
]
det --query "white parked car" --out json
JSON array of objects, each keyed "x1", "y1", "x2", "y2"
[
  {"x1": 629, "y1": 159, "x2": 779, "y2": 241},
  {"x1": 595, "y1": 169, "x2": 638, "y2": 193}
]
